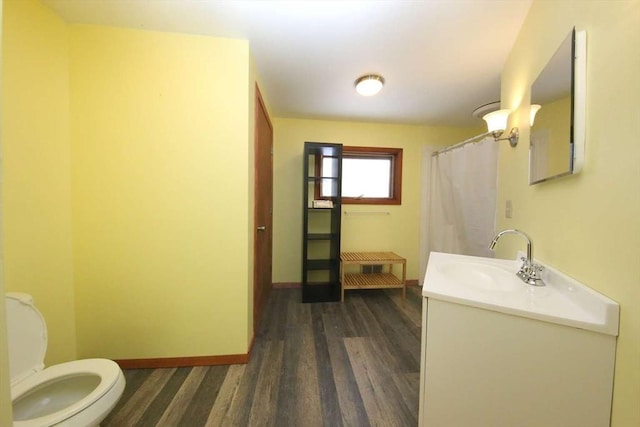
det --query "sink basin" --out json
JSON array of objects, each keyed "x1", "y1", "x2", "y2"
[
  {"x1": 437, "y1": 261, "x2": 521, "y2": 292},
  {"x1": 423, "y1": 252, "x2": 619, "y2": 336}
]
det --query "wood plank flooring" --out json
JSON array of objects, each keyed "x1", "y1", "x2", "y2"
[{"x1": 103, "y1": 286, "x2": 423, "y2": 427}]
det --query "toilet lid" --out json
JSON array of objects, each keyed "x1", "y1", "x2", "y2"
[{"x1": 5, "y1": 293, "x2": 47, "y2": 386}]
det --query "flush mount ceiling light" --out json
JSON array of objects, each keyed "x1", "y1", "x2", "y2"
[
  {"x1": 355, "y1": 74, "x2": 385, "y2": 96},
  {"x1": 482, "y1": 108, "x2": 519, "y2": 147},
  {"x1": 472, "y1": 101, "x2": 501, "y2": 119}
]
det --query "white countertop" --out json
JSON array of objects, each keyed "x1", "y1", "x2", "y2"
[{"x1": 422, "y1": 252, "x2": 619, "y2": 336}]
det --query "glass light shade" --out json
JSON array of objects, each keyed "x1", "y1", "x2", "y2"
[
  {"x1": 482, "y1": 109, "x2": 511, "y2": 133},
  {"x1": 530, "y1": 104, "x2": 542, "y2": 126},
  {"x1": 355, "y1": 75, "x2": 384, "y2": 96}
]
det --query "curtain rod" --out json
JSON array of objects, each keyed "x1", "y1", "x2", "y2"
[{"x1": 432, "y1": 131, "x2": 494, "y2": 157}]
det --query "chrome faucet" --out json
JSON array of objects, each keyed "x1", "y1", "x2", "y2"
[{"x1": 489, "y1": 229, "x2": 544, "y2": 286}]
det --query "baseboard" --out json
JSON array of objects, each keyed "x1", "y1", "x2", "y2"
[
  {"x1": 114, "y1": 281, "x2": 419, "y2": 370},
  {"x1": 115, "y1": 352, "x2": 249, "y2": 369}
]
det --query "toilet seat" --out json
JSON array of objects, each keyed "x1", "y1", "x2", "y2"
[
  {"x1": 12, "y1": 358, "x2": 124, "y2": 426},
  {"x1": 6, "y1": 293, "x2": 125, "y2": 427}
]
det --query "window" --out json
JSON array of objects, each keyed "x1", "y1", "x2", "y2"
[{"x1": 321, "y1": 146, "x2": 402, "y2": 205}]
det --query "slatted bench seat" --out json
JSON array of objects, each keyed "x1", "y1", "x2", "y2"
[{"x1": 340, "y1": 251, "x2": 406, "y2": 302}]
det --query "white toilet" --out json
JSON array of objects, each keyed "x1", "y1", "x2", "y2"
[{"x1": 6, "y1": 292, "x2": 126, "y2": 427}]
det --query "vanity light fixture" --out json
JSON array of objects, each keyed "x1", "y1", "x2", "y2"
[
  {"x1": 483, "y1": 109, "x2": 519, "y2": 147},
  {"x1": 355, "y1": 74, "x2": 385, "y2": 96},
  {"x1": 530, "y1": 104, "x2": 542, "y2": 126}
]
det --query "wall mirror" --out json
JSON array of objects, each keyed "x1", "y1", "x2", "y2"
[{"x1": 529, "y1": 28, "x2": 586, "y2": 185}]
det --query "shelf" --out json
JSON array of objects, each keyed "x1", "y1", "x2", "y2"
[
  {"x1": 306, "y1": 259, "x2": 337, "y2": 270},
  {"x1": 307, "y1": 233, "x2": 336, "y2": 240},
  {"x1": 340, "y1": 251, "x2": 406, "y2": 302},
  {"x1": 343, "y1": 273, "x2": 403, "y2": 290},
  {"x1": 305, "y1": 281, "x2": 339, "y2": 286},
  {"x1": 303, "y1": 141, "x2": 342, "y2": 303},
  {"x1": 341, "y1": 251, "x2": 406, "y2": 264},
  {"x1": 302, "y1": 282, "x2": 340, "y2": 303},
  {"x1": 307, "y1": 147, "x2": 340, "y2": 156}
]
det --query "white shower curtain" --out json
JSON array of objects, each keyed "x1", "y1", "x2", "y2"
[{"x1": 427, "y1": 137, "x2": 498, "y2": 258}]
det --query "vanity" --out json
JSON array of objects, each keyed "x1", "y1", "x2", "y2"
[{"x1": 419, "y1": 252, "x2": 619, "y2": 427}]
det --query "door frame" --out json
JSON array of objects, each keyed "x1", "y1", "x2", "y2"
[{"x1": 252, "y1": 84, "x2": 273, "y2": 334}]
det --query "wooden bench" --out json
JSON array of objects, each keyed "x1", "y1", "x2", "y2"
[{"x1": 340, "y1": 251, "x2": 406, "y2": 302}]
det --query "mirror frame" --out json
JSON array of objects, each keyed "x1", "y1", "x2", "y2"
[
  {"x1": 529, "y1": 28, "x2": 586, "y2": 184},
  {"x1": 573, "y1": 29, "x2": 586, "y2": 174}
]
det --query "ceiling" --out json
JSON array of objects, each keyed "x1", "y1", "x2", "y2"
[{"x1": 41, "y1": 0, "x2": 532, "y2": 127}]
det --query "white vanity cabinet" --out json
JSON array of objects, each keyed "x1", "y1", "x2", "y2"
[{"x1": 419, "y1": 252, "x2": 619, "y2": 427}]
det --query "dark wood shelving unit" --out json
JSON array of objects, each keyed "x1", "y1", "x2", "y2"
[{"x1": 302, "y1": 142, "x2": 342, "y2": 303}]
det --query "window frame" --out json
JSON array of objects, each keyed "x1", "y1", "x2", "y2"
[{"x1": 318, "y1": 146, "x2": 402, "y2": 205}]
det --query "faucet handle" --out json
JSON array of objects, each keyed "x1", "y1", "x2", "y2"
[{"x1": 531, "y1": 263, "x2": 544, "y2": 277}]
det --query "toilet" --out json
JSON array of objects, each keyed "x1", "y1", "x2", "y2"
[{"x1": 6, "y1": 292, "x2": 126, "y2": 427}]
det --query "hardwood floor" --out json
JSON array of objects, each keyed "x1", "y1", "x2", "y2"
[{"x1": 103, "y1": 286, "x2": 423, "y2": 427}]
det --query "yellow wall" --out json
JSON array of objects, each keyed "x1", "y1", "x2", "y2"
[
  {"x1": 498, "y1": 1, "x2": 640, "y2": 425},
  {"x1": 69, "y1": 25, "x2": 252, "y2": 359},
  {"x1": 0, "y1": 0, "x2": 12, "y2": 422},
  {"x1": 273, "y1": 117, "x2": 475, "y2": 284},
  {"x1": 1, "y1": 0, "x2": 76, "y2": 365},
  {"x1": 1, "y1": 0, "x2": 265, "y2": 369}
]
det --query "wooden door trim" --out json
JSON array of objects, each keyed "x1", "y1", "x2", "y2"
[{"x1": 254, "y1": 84, "x2": 272, "y2": 130}]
